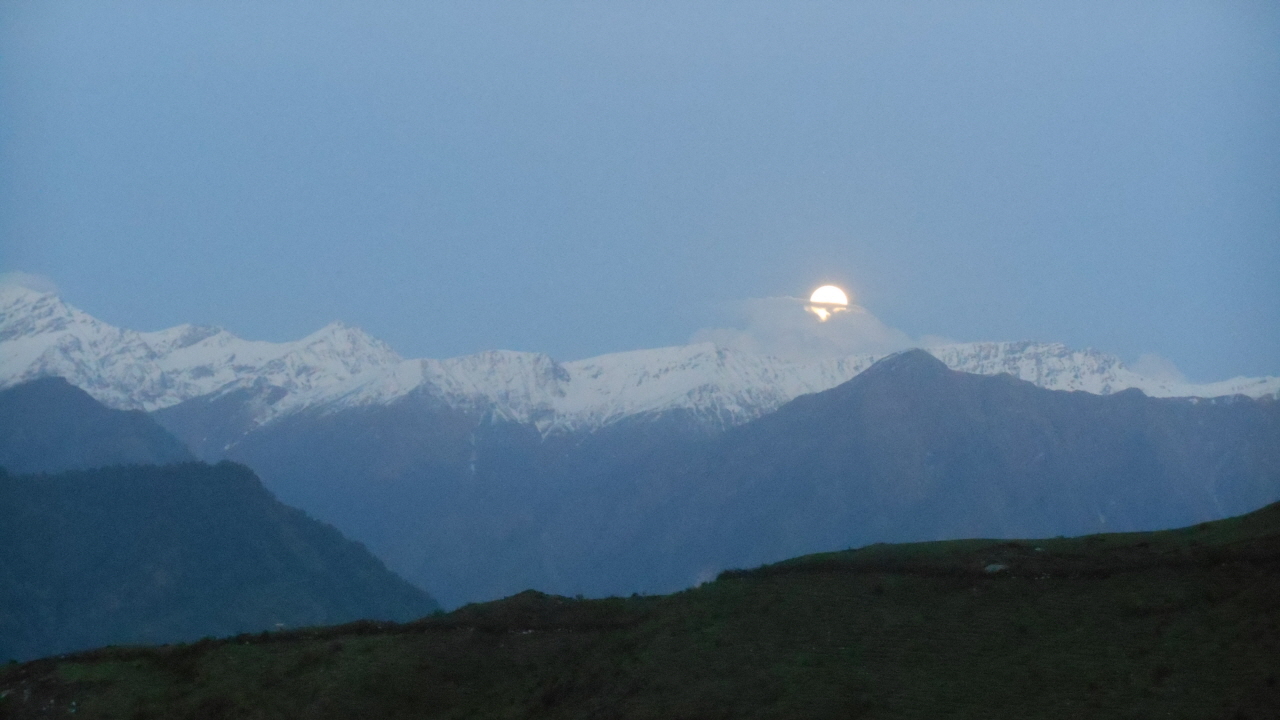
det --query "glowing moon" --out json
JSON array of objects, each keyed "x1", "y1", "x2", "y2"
[
  {"x1": 809, "y1": 285, "x2": 849, "y2": 306},
  {"x1": 806, "y1": 285, "x2": 851, "y2": 321}
]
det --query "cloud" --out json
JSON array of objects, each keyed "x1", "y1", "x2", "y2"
[
  {"x1": 1130, "y1": 353, "x2": 1187, "y2": 384},
  {"x1": 0, "y1": 271, "x2": 59, "y2": 295},
  {"x1": 691, "y1": 296, "x2": 922, "y2": 360}
]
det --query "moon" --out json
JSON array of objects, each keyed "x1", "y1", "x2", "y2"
[
  {"x1": 809, "y1": 285, "x2": 849, "y2": 306},
  {"x1": 806, "y1": 285, "x2": 851, "y2": 321}
]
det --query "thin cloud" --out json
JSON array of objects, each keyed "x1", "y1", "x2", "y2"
[
  {"x1": 0, "y1": 272, "x2": 59, "y2": 295},
  {"x1": 1130, "y1": 353, "x2": 1187, "y2": 384},
  {"x1": 691, "y1": 296, "x2": 920, "y2": 360}
]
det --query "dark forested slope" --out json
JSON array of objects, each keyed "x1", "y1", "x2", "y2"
[
  {"x1": 0, "y1": 462, "x2": 438, "y2": 662},
  {"x1": 0, "y1": 377, "x2": 193, "y2": 474}
]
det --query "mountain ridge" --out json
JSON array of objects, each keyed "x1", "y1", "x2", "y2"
[
  {"x1": 0, "y1": 377, "x2": 194, "y2": 473},
  {"x1": 524, "y1": 348, "x2": 1280, "y2": 600},
  {"x1": 0, "y1": 461, "x2": 439, "y2": 662},
  {"x1": 4, "y1": 285, "x2": 1276, "y2": 445},
  {"x1": 186, "y1": 346, "x2": 1279, "y2": 607}
]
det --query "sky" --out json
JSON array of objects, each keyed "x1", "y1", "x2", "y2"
[{"x1": 1, "y1": 2, "x2": 1277, "y2": 382}]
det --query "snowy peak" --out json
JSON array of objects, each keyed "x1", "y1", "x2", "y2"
[
  {"x1": 551, "y1": 343, "x2": 877, "y2": 432},
  {"x1": 0, "y1": 285, "x2": 86, "y2": 341},
  {"x1": 414, "y1": 351, "x2": 569, "y2": 425},
  {"x1": 300, "y1": 321, "x2": 398, "y2": 363},
  {"x1": 266, "y1": 321, "x2": 402, "y2": 387},
  {"x1": 927, "y1": 341, "x2": 1280, "y2": 400},
  {"x1": 928, "y1": 341, "x2": 1127, "y2": 392},
  {"x1": 0, "y1": 289, "x2": 402, "y2": 414},
  {"x1": 2, "y1": 288, "x2": 1277, "y2": 439},
  {"x1": 139, "y1": 324, "x2": 227, "y2": 354}
]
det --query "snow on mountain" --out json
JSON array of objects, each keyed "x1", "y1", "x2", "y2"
[
  {"x1": 927, "y1": 341, "x2": 1280, "y2": 400},
  {"x1": 553, "y1": 345, "x2": 876, "y2": 433},
  {"x1": 2, "y1": 285, "x2": 1277, "y2": 437},
  {"x1": 0, "y1": 284, "x2": 402, "y2": 413}
]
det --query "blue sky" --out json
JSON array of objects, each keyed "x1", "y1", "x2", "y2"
[{"x1": 2, "y1": 2, "x2": 1277, "y2": 381}]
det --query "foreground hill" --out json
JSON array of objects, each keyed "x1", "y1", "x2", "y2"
[
  {"x1": 0, "y1": 463, "x2": 438, "y2": 662},
  {"x1": 2, "y1": 502, "x2": 1276, "y2": 719},
  {"x1": 0, "y1": 377, "x2": 193, "y2": 474}
]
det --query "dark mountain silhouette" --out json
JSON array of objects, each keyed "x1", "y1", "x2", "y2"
[
  {"x1": 630, "y1": 350, "x2": 1280, "y2": 586},
  {"x1": 0, "y1": 461, "x2": 439, "y2": 662},
  {"x1": 172, "y1": 392, "x2": 719, "y2": 607},
  {"x1": 149, "y1": 381, "x2": 290, "y2": 462},
  {"x1": 0, "y1": 377, "x2": 193, "y2": 473},
  {"x1": 153, "y1": 351, "x2": 1280, "y2": 607}
]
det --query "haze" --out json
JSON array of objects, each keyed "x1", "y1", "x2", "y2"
[{"x1": 1, "y1": 1, "x2": 1277, "y2": 382}]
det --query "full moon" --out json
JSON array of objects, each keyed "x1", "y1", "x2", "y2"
[
  {"x1": 806, "y1": 285, "x2": 851, "y2": 321},
  {"x1": 809, "y1": 285, "x2": 849, "y2": 306}
]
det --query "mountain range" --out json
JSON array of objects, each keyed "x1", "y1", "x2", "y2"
[
  {"x1": 3, "y1": 283, "x2": 1279, "y2": 608},
  {"x1": 4, "y1": 284, "x2": 1276, "y2": 445}
]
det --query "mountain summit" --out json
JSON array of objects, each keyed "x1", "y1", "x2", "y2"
[{"x1": 843, "y1": 347, "x2": 953, "y2": 383}]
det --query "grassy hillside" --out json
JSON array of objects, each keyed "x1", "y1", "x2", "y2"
[{"x1": 2, "y1": 502, "x2": 1277, "y2": 719}]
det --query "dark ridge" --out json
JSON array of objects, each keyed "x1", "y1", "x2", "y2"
[
  {"x1": 846, "y1": 347, "x2": 953, "y2": 383},
  {"x1": 0, "y1": 376, "x2": 193, "y2": 473},
  {"x1": 0, "y1": 461, "x2": 439, "y2": 662}
]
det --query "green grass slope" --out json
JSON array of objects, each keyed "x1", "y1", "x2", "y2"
[{"x1": 2, "y1": 502, "x2": 1277, "y2": 719}]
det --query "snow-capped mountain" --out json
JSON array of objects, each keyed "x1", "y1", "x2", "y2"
[
  {"x1": 2, "y1": 284, "x2": 1277, "y2": 436},
  {"x1": 9, "y1": 284, "x2": 1275, "y2": 610},
  {"x1": 925, "y1": 342, "x2": 1280, "y2": 401},
  {"x1": 0, "y1": 284, "x2": 402, "y2": 414}
]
